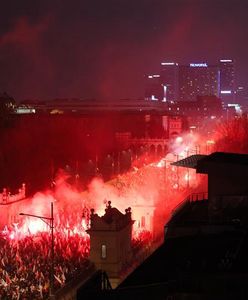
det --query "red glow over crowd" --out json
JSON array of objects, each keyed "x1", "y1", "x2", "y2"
[{"x1": 0, "y1": 132, "x2": 212, "y2": 299}]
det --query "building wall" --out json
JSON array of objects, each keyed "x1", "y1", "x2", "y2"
[
  {"x1": 206, "y1": 164, "x2": 248, "y2": 217},
  {"x1": 89, "y1": 224, "x2": 132, "y2": 278},
  {"x1": 219, "y1": 59, "x2": 235, "y2": 104},
  {"x1": 178, "y1": 64, "x2": 220, "y2": 102},
  {"x1": 145, "y1": 75, "x2": 164, "y2": 101},
  {"x1": 160, "y1": 62, "x2": 179, "y2": 102},
  {"x1": 168, "y1": 116, "x2": 183, "y2": 138}
]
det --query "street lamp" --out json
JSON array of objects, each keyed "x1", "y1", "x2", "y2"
[{"x1": 20, "y1": 202, "x2": 55, "y2": 299}]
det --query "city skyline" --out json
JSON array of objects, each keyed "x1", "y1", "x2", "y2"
[
  {"x1": 145, "y1": 58, "x2": 236, "y2": 103},
  {"x1": 0, "y1": 0, "x2": 248, "y2": 101}
]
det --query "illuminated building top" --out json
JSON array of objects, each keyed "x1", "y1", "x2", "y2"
[
  {"x1": 220, "y1": 59, "x2": 233, "y2": 63},
  {"x1": 220, "y1": 90, "x2": 232, "y2": 94},
  {"x1": 161, "y1": 62, "x2": 178, "y2": 66},
  {"x1": 189, "y1": 63, "x2": 208, "y2": 67},
  {"x1": 148, "y1": 74, "x2": 160, "y2": 79}
]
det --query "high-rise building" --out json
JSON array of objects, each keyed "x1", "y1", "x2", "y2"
[
  {"x1": 219, "y1": 59, "x2": 235, "y2": 104},
  {"x1": 145, "y1": 59, "x2": 237, "y2": 104},
  {"x1": 160, "y1": 62, "x2": 179, "y2": 102},
  {"x1": 144, "y1": 74, "x2": 164, "y2": 101},
  {"x1": 178, "y1": 63, "x2": 220, "y2": 102}
]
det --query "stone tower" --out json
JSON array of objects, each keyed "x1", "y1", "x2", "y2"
[{"x1": 87, "y1": 201, "x2": 134, "y2": 287}]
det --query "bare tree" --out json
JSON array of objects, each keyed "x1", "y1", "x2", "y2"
[{"x1": 214, "y1": 117, "x2": 248, "y2": 153}]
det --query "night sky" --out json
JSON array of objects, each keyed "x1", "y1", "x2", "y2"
[{"x1": 0, "y1": 0, "x2": 247, "y2": 101}]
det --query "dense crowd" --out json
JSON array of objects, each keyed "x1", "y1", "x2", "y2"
[
  {"x1": 0, "y1": 228, "x2": 153, "y2": 300},
  {"x1": 0, "y1": 157, "x2": 194, "y2": 299},
  {"x1": 0, "y1": 231, "x2": 90, "y2": 299}
]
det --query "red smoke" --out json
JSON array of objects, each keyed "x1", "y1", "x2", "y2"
[
  {"x1": 0, "y1": 16, "x2": 50, "y2": 48},
  {"x1": 1, "y1": 132, "x2": 209, "y2": 242}
]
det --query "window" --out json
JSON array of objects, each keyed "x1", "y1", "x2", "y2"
[{"x1": 101, "y1": 244, "x2": 107, "y2": 259}]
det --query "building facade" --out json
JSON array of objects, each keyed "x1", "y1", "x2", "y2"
[
  {"x1": 178, "y1": 63, "x2": 220, "y2": 102},
  {"x1": 219, "y1": 59, "x2": 235, "y2": 104},
  {"x1": 145, "y1": 59, "x2": 236, "y2": 105},
  {"x1": 87, "y1": 202, "x2": 134, "y2": 287},
  {"x1": 144, "y1": 74, "x2": 164, "y2": 101},
  {"x1": 160, "y1": 62, "x2": 179, "y2": 102}
]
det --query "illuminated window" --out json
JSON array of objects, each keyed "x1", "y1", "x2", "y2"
[{"x1": 101, "y1": 244, "x2": 107, "y2": 259}]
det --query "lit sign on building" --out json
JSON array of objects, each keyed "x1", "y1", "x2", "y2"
[
  {"x1": 148, "y1": 75, "x2": 160, "y2": 79},
  {"x1": 161, "y1": 62, "x2": 178, "y2": 66},
  {"x1": 221, "y1": 90, "x2": 232, "y2": 94},
  {"x1": 16, "y1": 108, "x2": 36, "y2": 114},
  {"x1": 189, "y1": 63, "x2": 208, "y2": 67},
  {"x1": 220, "y1": 59, "x2": 233, "y2": 63}
]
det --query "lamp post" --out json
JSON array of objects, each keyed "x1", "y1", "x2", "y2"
[{"x1": 20, "y1": 202, "x2": 55, "y2": 299}]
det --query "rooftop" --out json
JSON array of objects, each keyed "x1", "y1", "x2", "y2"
[
  {"x1": 171, "y1": 152, "x2": 248, "y2": 171},
  {"x1": 171, "y1": 154, "x2": 206, "y2": 169},
  {"x1": 198, "y1": 152, "x2": 248, "y2": 166},
  {"x1": 87, "y1": 201, "x2": 133, "y2": 232}
]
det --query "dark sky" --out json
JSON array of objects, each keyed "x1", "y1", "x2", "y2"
[{"x1": 0, "y1": 0, "x2": 247, "y2": 101}]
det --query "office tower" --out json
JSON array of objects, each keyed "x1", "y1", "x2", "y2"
[
  {"x1": 219, "y1": 59, "x2": 235, "y2": 104},
  {"x1": 144, "y1": 74, "x2": 164, "y2": 101},
  {"x1": 160, "y1": 62, "x2": 179, "y2": 102},
  {"x1": 178, "y1": 63, "x2": 220, "y2": 102}
]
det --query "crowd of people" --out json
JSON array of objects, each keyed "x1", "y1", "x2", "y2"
[
  {"x1": 0, "y1": 154, "x2": 198, "y2": 299},
  {"x1": 0, "y1": 227, "x2": 155, "y2": 299},
  {"x1": 0, "y1": 231, "x2": 91, "y2": 299}
]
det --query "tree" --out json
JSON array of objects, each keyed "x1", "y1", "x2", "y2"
[{"x1": 214, "y1": 116, "x2": 248, "y2": 153}]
